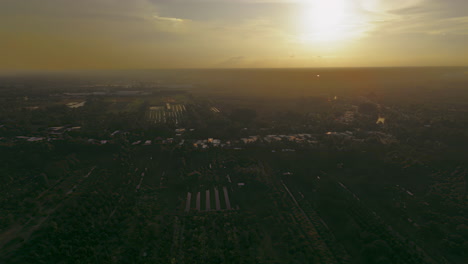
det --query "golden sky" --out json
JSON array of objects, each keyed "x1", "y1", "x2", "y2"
[{"x1": 1, "y1": 0, "x2": 467, "y2": 70}]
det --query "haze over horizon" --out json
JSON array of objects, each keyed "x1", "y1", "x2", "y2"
[{"x1": 1, "y1": 0, "x2": 467, "y2": 70}]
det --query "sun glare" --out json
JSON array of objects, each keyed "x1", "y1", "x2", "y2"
[{"x1": 298, "y1": 0, "x2": 360, "y2": 44}]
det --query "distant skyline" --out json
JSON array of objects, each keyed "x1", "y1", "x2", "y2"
[{"x1": 1, "y1": 0, "x2": 467, "y2": 70}]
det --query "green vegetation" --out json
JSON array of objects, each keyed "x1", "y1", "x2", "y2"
[{"x1": 0, "y1": 70, "x2": 467, "y2": 263}]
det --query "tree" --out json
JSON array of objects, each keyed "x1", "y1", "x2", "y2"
[
  {"x1": 358, "y1": 102, "x2": 378, "y2": 116},
  {"x1": 230, "y1": 108, "x2": 257, "y2": 125}
]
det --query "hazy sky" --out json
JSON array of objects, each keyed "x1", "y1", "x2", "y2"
[{"x1": 1, "y1": 0, "x2": 467, "y2": 70}]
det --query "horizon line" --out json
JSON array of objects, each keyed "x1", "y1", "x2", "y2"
[{"x1": 1, "y1": 65, "x2": 467, "y2": 74}]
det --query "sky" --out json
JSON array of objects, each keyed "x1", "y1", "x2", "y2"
[{"x1": 0, "y1": 0, "x2": 467, "y2": 70}]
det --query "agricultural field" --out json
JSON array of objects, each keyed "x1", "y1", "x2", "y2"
[
  {"x1": 184, "y1": 186, "x2": 234, "y2": 212},
  {"x1": 1, "y1": 76, "x2": 467, "y2": 263},
  {"x1": 210, "y1": 106, "x2": 221, "y2": 113},
  {"x1": 147, "y1": 104, "x2": 187, "y2": 125},
  {"x1": 259, "y1": 147, "x2": 463, "y2": 264},
  {"x1": 103, "y1": 97, "x2": 145, "y2": 113},
  {"x1": 1, "y1": 138, "x2": 462, "y2": 263}
]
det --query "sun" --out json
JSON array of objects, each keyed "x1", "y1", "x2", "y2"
[{"x1": 298, "y1": 0, "x2": 355, "y2": 44}]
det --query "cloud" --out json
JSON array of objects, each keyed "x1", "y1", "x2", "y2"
[
  {"x1": 154, "y1": 15, "x2": 185, "y2": 23},
  {"x1": 359, "y1": 0, "x2": 425, "y2": 13},
  {"x1": 153, "y1": 15, "x2": 189, "y2": 32},
  {"x1": 359, "y1": 0, "x2": 468, "y2": 37},
  {"x1": 426, "y1": 16, "x2": 468, "y2": 35},
  {"x1": 1, "y1": 0, "x2": 466, "y2": 69},
  {"x1": 369, "y1": 14, "x2": 468, "y2": 37},
  {"x1": 150, "y1": 0, "x2": 303, "y2": 2}
]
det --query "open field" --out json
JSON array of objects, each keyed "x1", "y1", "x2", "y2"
[{"x1": 147, "y1": 104, "x2": 186, "y2": 125}]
